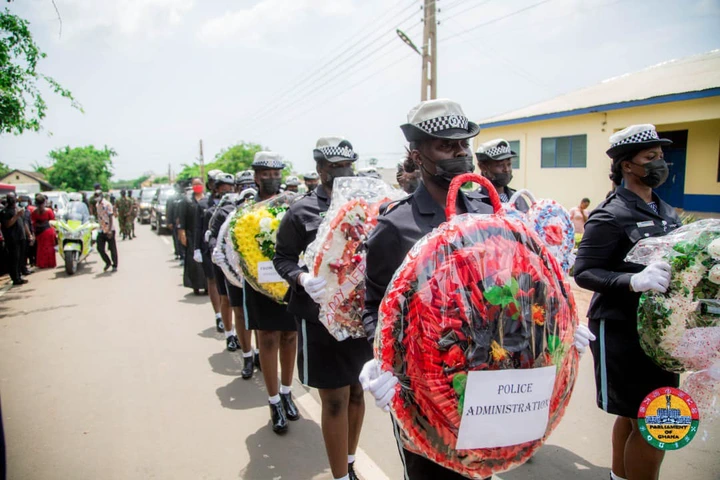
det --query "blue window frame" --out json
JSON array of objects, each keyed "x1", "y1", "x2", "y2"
[
  {"x1": 508, "y1": 140, "x2": 520, "y2": 169},
  {"x1": 541, "y1": 135, "x2": 587, "y2": 168}
]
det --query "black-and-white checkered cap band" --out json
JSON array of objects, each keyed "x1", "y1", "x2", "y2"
[
  {"x1": 416, "y1": 114, "x2": 469, "y2": 134},
  {"x1": 252, "y1": 158, "x2": 284, "y2": 169},
  {"x1": 318, "y1": 145, "x2": 355, "y2": 159},
  {"x1": 610, "y1": 128, "x2": 660, "y2": 148},
  {"x1": 484, "y1": 143, "x2": 512, "y2": 157}
]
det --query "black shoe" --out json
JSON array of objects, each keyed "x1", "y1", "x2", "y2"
[
  {"x1": 226, "y1": 335, "x2": 238, "y2": 352},
  {"x1": 103, "y1": 263, "x2": 111, "y2": 272},
  {"x1": 112, "y1": 266, "x2": 117, "y2": 272},
  {"x1": 21, "y1": 269, "x2": 32, "y2": 275},
  {"x1": 12, "y1": 279, "x2": 28, "y2": 286},
  {"x1": 269, "y1": 402, "x2": 288, "y2": 434},
  {"x1": 254, "y1": 352, "x2": 261, "y2": 371},
  {"x1": 280, "y1": 392, "x2": 300, "y2": 421},
  {"x1": 215, "y1": 316, "x2": 224, "y2": 332},
  {"x1": 348, "y1": 462, "x2": 359, "y2": 480},
  {"x1": 241, "y1": 355, "x2": 254, "y2": 379}
]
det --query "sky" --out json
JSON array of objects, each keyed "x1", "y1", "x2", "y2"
[{"x1": 1, "y1": 0, "x2": 719, "y2": 181}]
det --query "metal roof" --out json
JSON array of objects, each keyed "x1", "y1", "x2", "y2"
[{"x1": 478, "y1": 50, "x2": 720, "y2": 128}]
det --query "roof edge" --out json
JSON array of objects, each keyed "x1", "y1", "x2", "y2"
[{"x1": 478, "y1": 87, "x2": 720, "y2": 129}]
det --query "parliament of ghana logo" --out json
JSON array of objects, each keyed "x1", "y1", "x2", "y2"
[{"x1": 638, "y1": 387, "x2": 700, "y2": 450}]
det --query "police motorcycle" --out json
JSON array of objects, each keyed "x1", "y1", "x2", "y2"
[{"x1": 50, "y1": 197, "x2": 98, "y2": 275}]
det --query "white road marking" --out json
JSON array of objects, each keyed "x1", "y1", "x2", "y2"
[{"x1": 294, "y1": 386, "x2": 390, "y2": 480}]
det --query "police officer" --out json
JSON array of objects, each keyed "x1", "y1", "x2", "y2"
[
  {"x1": 235, "y1": 170, "x2": 255, "y2": 194},
  {"x1": 303, "y1": 172, "x2": 319, "y2": 192},
  {"x1": 244, "y1": 152, "x2": 299, "y2": 434},
  {"x1": 284, "y1": 175, "x2": 300, "y2": 193},
  {"x1": 475, "y1": 138, "x2": 529, "y2": 212},
  {"x1": 574, "y1": 124, "x2": 681, "y2": 480},
  {"x1": 359, "y1": 99, "x2": 494, "y2": 480},
  {"x1": 193, "y1": 170, "x2": 224, "y2": 331},
  {"x1": 274, "y1": 137, "x2": 371, "y2": 480}
]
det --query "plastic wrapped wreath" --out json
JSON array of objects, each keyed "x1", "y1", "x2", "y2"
[
  {"x1": 230, "y1": 193, "x2": 295, "y2": 303},
  {"x1": 305, "y1": 177, "x2": 404, "y2": 340},
  {"x1": 217, "y1": 209, "x2": 244, "y2": 288},
  {"x1": 375, "y1": 174, "x2": 579, "y2": 479},
  {"x1": 507, "y1": 189, "x2": 576, "y2": 274},
  {"x1": 626, "y1": 219, "x2": 720, "y2": 425}
]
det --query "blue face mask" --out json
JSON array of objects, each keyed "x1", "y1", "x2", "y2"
[{"x1": 19, "y1": 202, "x2": 28, "y2": 208}]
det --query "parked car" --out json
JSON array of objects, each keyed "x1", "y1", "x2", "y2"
[
  {"x1": 150, "y1": 187, "x2": 175, "y2": 234},
  {"x1": 43, "y1": 191, "x2": 70, "y2": 219},
  {"x1": 138, "y1": 187, "x2": 157, "y2": 224}
]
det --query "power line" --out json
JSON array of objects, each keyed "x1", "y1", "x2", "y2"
[
  {"x1": 240, "y1": 0, "x2": 421, "y2": 127},
  {"x1": 244, "y1": 14, "x2": 423, "y2": 128},
  {"x1": 440, "y1": 0, "x2": 494, "y2": 22},
  {"x1": 440, "y1": 0, "x2": 554, "y2": 43}
]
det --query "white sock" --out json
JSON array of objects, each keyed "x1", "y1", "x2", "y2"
[
  {"x1": 224, "y1": 330, "x2": 233, "y2": 339},
  {"x1": 334, "y1": 476, "x2": 349, "y2": 480},
  {"x1": 280, "y1": 384, "x2": 292, "y2": 395},
  {"x1": 242, "y1": 351, "x2": 253, "y2": 358},
  {"x1": 347, "y1": 454, "x2": 355, "y2": 464},
  {"x1": 611, "y1": 473, "x2": 627, "y2": 480},
  {"x1": 254, "y1": 348, "x2": 260, "y2": 355},
  {"x1": 215, "y1": 312, "x2": 221, "y2": 320},
  {"x1": 268, "y1": 394, "x2": 281, "y2": 405}
]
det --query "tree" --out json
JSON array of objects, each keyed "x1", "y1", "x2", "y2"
[
  {"x1": 0, "y1": 161, "x2": 10, "y2": 177},
  {"x1": 152, "y1": 176, "x2": 168, "y2": 184},
  {"x1": 0, "y1": 8, "x2": 81, "y2": 135},
  {"x1": 45, "y1": 145, "x2": 115, "y2": 191},
  {"x1": 176, "y1": 142, "x2": 264, "y2": 181}
]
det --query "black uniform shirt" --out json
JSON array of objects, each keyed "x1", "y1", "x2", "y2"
[
  {"x1": 193, "y1": 196, "x2": 213, "y2": 253},
  {"x1": 0, "y1": 206, "x2": 26, "y2": 244},
  {"x1": 574, "y1": 186, "x2": 681, "y2": 323},
  {"x1": 208, "y1": 199, "x2": 244, "y2": 251},
  {"x1": 362, "y1": 183, "x2": 493, "y2": 342},
  {"x1": 274, "y1": 185, "x2": 332, "y2": 322}
]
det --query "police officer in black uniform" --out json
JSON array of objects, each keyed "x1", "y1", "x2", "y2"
[
  {"x1": 274, "y1": 137, "x2": 372, "y2": 480},
  {"x1": 244, "y1": 152, "x2": 300, "y2": 434},
  {"x1": 574, "y1": 124, "x2": 680, "y2": 480},
  {"x1": 475, "y1": 138, "x2": 530, "y2": 212},
  {"x1": 303, "y1": 172, "x2": 319, "y2": 192},
  {"x1": 359, "y1": 99, "x2": 493, "y2": 480},
  {"x1": 193, "y1": 169, "x2": 223, "y2": 330}
]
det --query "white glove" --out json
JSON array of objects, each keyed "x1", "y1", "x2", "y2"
[
  {"x1": 359, "y1": 359, "x2": 398, "y2": 412},
  {"x1": 204, "y1": 230, "x2": 211, "y2": 243},
  {"x1": 211, "y1": 247, "x2": 224, "y2": 266},
  {"x1": 193, "y1": 249, "x2": 203, "y2": 263},
  {"x1": 573, "y1": 324, "x2": 596, "y2": 355},
  {"x1": 630, "y1": 261, "x2": 671, "y2": 293},
  {"x1": 298, "y1": 273, "x2": 327, "y2": 304}
]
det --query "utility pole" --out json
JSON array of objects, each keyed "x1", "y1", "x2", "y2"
[
  {"x1": 421, "y1": 0, "x2": 437, "y2": 101},
  {"x1": 168, "y1": 163, "x2": 172, "y2": 183},
  {"x1": 199, "y1": 139, "x2": 205, "y2": 182}
]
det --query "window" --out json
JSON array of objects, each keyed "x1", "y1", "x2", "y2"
[
  {"x1": 508, "y1": 140, "x2": 520, "y2": 169},
  {"x1": 541, "y1": 135, "x2": 587, "y2": 168}
]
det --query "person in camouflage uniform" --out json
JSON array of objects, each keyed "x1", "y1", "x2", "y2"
[
  {"x1": 128, "y1": 190, "x2": 138, "y2": 239},
  {"x1": 115, "y1": 190, "x2": 132, "y2": 240}
]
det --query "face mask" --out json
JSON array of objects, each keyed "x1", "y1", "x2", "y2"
[
  {"x1": 327, "y1": 167, "x2": 354, "y2": 187},
  {"x1": 630, "y1": 159, "x2": 669, "y2": 188},
  {"x1": 192, "y1": 184, "x2": 204, "y2": 194},
  {"x1": 95, "y1": 189, "x2": 102, "y2": 196},
  {"x1": 420, "y1": 155, "x2": 474, "y2": 189},
  {"x1": 19, "y1": 202, "x2": 28, "y2": 208},
  {"x1": 260, "y1": 178, "x2": 282, "y2": 195},
  {"x1": 490, "y1": 172, "x2": 513, "y2": 188}
]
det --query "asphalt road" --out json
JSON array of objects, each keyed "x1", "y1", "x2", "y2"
[{"x1": 0, "y1": 224, "x2": 717, "y2": 479}]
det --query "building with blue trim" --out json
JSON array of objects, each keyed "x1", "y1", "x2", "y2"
[{"x1": 474, "y1": 50, "x2": 720, "y2": 213}]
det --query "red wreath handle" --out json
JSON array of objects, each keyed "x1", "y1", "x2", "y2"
[{"x1": 445, "y1": 173, "x2": 503, "y2": 219}]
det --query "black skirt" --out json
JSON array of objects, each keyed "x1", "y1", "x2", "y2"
[
  {"x1": 589, "y1": 318, "x2": 679, "y2": 418},
  {"x1": 226, "y1": 280, "x2": 244, "y2": 308},
  {"x1": 202, "y1": 252, "x2": 215, "y2": 280},
  {"x1": 243, "y1": 281, "x2": 295, "y2": 332},
  {"x1": 183, "y1": 238, "x2": 206, "y2": 291},
  {"x1": 296, "y1": 318, "x2": 373, "y2": 389},
  {"x1": 213, "y1": 265, "x2": 227, "y2": 296}
]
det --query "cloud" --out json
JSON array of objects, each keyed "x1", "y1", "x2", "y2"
[
  {"x1": 197, "y1": 0, "x2": 355, "y2": 46},
  {"x1": 42, "y1": 0, "x2": 195, "y2": 40}
]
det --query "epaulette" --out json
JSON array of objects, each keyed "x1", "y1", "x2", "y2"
[{"x1": 380, "y1": 194, "x2": 411, "y2": 216}]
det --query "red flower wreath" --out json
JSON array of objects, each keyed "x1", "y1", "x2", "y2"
[
  {"x1": 312, "y1": 197, "x2": 389, "y2": 340},
  {"x1": 375, "y1": 174, "x2": 579, "y2": 478}
]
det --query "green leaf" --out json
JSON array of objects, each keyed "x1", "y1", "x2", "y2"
[
  {"x1": 452, "y1": 373, "x2": 467, "y2": 396},
  {"x1": 484, "y1": 286, "x2": 505, "y2": 306},
  {"x1": 547, "y1": 334, "x2": 561, "y2": 354}
]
